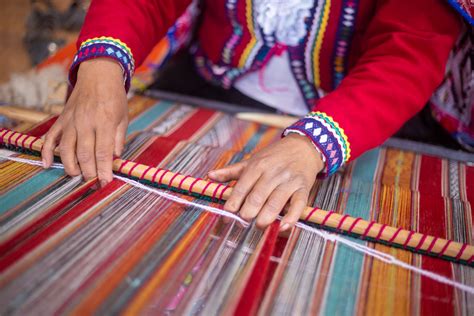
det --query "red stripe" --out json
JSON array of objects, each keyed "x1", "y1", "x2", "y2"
[
  {"x1": 321, "y1": 211, "x2": 335, "y2": 226},
  {"x1": 29, "y1": 137, "x2": 40, "y2": 151},
  {"x1": 362, "y1": 221, "x2": 376, "y2": 239},
  {"x1": 468, "y1": 255, "x2": 473, "y2": 265},
  {"x1": 189, "y1": 178, "x2": 202, "y2": 193},
  {"x1": 418, "y1": 155, "x2": 453, "y2": 315},
  {"x1": 21, "y1": 135, "x2": 29, "y2": 148},
  {"x1": 414, "y1": 234, "x2": 428, "y2": 252},
  {"x1": 438, "y1": 240, "x2": 452, "y2": 257},
  {"x1": 304, "y1": 207, "x2": 319, "y2": 222},
  {"x1": 201, "y1": 181, "x2": 214, "y2": 196},
  {"x1": 13, "y1": 133, "x2": 22, "y2": 146},
  {"x1": 402, "y1": 231, "x2": 415, "y2": 248},
  {"x1": 375, "y1": 224, "x2": 387, "y2": 241},
  {"x1": 211, "y1": 183, "x2": 223, "y2": 201},
  {"x1": 168, "y1": 173, "x2": 181, "y2": 188},
  {"x1": 151, "y1": 168, "x2": 162, "y2": 184},
  {"x1": 336, "y1": 214, "x2": 349, "y2": 231},
  {"x1": 167, "y1": 108, "x2": 216, "y2": 140},
  {"x1": 27, "y1": 116, "x2": 57, "y2": 137},
  {"x1": 178, "y1": 175, "x2": 190, "y2": 190},
  {"x1": 140, "y1": 166, "x2": 153, "y2": 180},
  {"x1": 455, "y1": 243, "x2": 468, "y2": 261},
  {"x1": 117, "y1": 160, "x2": 129, "y2": 174},
  {"x1": 347, "y1": 217, "x2": 362, "y2": 234},
  {"x1": 158, "y1": 169, "x2": 170, "y2": 184},
  {"x1": 127, "y1": 162, "x2": 139, "y2": 177},
  {"x1": 388, "y1": 227, "x2": 402, "y2": 243},
  {"x1": 219, "y1": 185, "x2": 230, "y2": 201},
  {"x1": 7, "y1": 131, "x2": 17, "y2": 145},
  {"x1": 426, "y1": 237, "x2": 438, "y2": 253}
]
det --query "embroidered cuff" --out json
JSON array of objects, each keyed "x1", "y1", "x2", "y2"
[
  {"x1": 69, "y1": 37, "x2": 135, "y2": 91},
  {"x1": 283, "y1": 111, "x2": 351, "y2": 177}
]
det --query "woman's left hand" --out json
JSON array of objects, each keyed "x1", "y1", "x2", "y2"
[{"x1": 208, "y1": 134, "x2": 324, "y2": 231}]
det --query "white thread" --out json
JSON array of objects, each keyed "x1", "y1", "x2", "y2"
[{"x1": 2, "y1": 154, "x2": 473, "y2": 294}]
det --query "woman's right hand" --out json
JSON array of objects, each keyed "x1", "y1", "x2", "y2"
[{"x1": 41, "y1": 58, "x2": 129, "y2": 187}]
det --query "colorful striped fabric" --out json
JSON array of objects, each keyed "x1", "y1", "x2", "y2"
[{"x1": 0, "y1": 96, "x2": 473, "y2": 315}]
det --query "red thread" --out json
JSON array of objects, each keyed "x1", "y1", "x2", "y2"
[
  {"x1": 211, "y1": 183, "x2": 223, "y2": 201},
  {"x1": 7, "y1": 131, "x2": 17, "y2": 145},
  {"x1": 13, "y1": 133, "x2": 22, "y2": 147},
  {"x1": 29, "y1": 137, "x2": 40, "y2": 151},
  {"x1": 362, "y1": 221, "x2": 376, "y2": 239},
  {"x1": 21, "y1": 135, "x2": 29, "y2": 148},
  {"x1": 336, "y1": 214, "x2": 349, "y2": 231},
  {"x1": 117, "y1": 160, "x2": 129, "y2": 174},
  {"x1": 127, "y1": 162, "x2": 139, "y2": 177},
  {"x1": 347, "y1": 218, "x2": 362, "y2": 234},
  {"x1": 140, "y1": 166, "x2": 153, "y2": 180},
  {"x1": 151, "y1": 168, "x2": 162, "y2": 183},
  {"x1": 388, "y1": 227, "x2": 403, "y2": 243},
  {"x1": 201, "y1": 181, "x2": 214, "y2": 196},
  {"x1": 375, "y1": 224, "x2": 387, "y2": 241},
  {"x1": 414, "y1": 234, "x2": 428, "y2": 252},
  {"x1": 321, "y1": 211, "x2": 335, "y2": 226},
  {"x1": 455, "y1": 243, "x2": 468, "y2": 261},
  {"x1": 178, "y1": 175, "x2": 190, "y2": 190},
  {"x1": 189, "y1": 178, "x2": 202, "y2": 193},
  {"x1": 426, "y1": 237, "x2": 438, "y2": 253},
  {"x1": 158, "y1": 169, "x2": 170, "y2": 184},
  {"x1": 304, "y1": 207, "x2": 319, "y2": 222},
  {"x1": 168, "y1": 173, "x2": 181, "y2": 188},
  {"x1": 438, "y1": 240, "x2": 452, "y2": 257},
  {"x1": 402, "y1": 231, "x2": 415, "y2": 248},
  {"x1": 218, "y1": 185, "x2": 230, "y2": 201}
]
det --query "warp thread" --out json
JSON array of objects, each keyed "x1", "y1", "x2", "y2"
[{"x1": 2, "y1": 154, "x2": 474, "y2": 295}]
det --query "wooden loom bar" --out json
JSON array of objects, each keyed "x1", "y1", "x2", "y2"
[{"x1": 1, "y1": 128, "x2": 473, "y2": 265}]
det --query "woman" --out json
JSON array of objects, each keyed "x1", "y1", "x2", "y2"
[{"x1": 41, "y1": 0, "x2": 471, "y2": 230}]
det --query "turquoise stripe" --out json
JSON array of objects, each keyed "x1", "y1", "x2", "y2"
[
  {"x1": 0, "y1": 168, "x2": 64, "y2": 214},
  {"x1": 323, "y1": 148, "x2": 380, "y2": 315},
  {"x1": 126, "y1": 100, "x2": 174, "y2": 135}
]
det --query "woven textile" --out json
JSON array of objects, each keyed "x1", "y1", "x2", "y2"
[{"x1": 0, "y1": 96, "x2": 473, "y2": 315}]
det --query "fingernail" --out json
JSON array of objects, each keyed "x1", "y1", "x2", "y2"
[
  {"x1": 100, "y1": 180, "x2": 107, "y2": 188},
  {"x1": 42, "y1": 159, "x2": 47, "y2": 168},
  {"x1": 280, "y1": 223, "x2": 290, "y2": 232}
]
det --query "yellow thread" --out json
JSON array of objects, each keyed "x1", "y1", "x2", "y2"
[
  {"x1": 314, "y1": 111, "x2": 351, "y2": 161},
  {"x1": 80, "y1": 36, "x2": 135, "y2": 65},
  {"x1": 312, "y1": 0, "x2": 331, "y2": 87},
  {"x1": 238, "y1": 0, "x2": 256, "y2": 68}
]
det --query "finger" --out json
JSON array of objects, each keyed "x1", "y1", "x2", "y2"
[
  {"x1": 114, "y1": 119, "x2": 127, "y2": 157},
  {"x1": 76, "y1": 128, "x2": 97, "y2": 181},
  {"x1": 223, "y1": 165, "x2": 259, "y2": 213},
  {"x1": 41, "y1": 124, "x2": 62, "y2": 168},
  {"x1": 59, "y1": 126, "x2": 80, "y2": 176},
  {"x1": 256, "y1": 185, "x2": 294, "y2": 229},
  {"x1": 208, "y1": 161, "x2": 247, "y2": 182},
  {"x1": 96, "y1": 126, "x2": 115, "y2": 187},
  {"x1": 239, "y1": 173, "x2": 283, "y2": 221},
  {"x1": 280, "y1": 189, "x2": 309, "y2": 231}
]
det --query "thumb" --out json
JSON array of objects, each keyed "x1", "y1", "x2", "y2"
[{"x1": 208, "y1": 161, "x2": 247, "y2": 182}]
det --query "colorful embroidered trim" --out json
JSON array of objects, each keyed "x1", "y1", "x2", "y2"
[
  {"x1": 69, "y1": 37, "x2": 135, "y2": 91},
  {"x1": 283, "y1": 111, "x2": 350, "y2": 176}
]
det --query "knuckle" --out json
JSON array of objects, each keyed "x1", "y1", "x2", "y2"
[
  {"x1": 247, "y1": 192, "x2": 264, "y2": 206},
  {"x1": 76, "y1": 151, "x2": 92, "y2": 163},
  {"x1": 95, "y1": 150, "x2": 110, "y2": 162},
  {"x1": 266, "y1": 199, "x2": 284, "y2": 212}
]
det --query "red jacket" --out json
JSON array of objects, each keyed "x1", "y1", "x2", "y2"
[{"x1": 71, "y1": 0, "x2": 462, "y2": 176}]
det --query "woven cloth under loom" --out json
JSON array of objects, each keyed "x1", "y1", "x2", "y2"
[{"x1": 0, "y1": 96, "x2": 473, "y2": 315}]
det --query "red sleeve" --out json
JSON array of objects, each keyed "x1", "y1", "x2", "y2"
[
  {"x1": 78, "y1": 0, "x2": 192, "y2": 67},
  {"x1": 316, "y1": 0, "x2": 462, "y2": 159},
  {"x1": 69, "y1": 0, "x2": 192, "y2": 90}
]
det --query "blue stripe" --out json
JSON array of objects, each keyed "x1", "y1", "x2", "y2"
[
  {"x1": 0, "y1": 168, "x2": 64, "y2": 214},
  {"x1": 127, "y1": 101, "x2": 174, "y2": 135},
  {"x1": 323, "y1": 148, "x2": 380, "y2": 315}
]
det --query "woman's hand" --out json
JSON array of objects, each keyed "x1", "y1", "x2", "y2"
[
  {"x1": 208, "y1": 134, "x2": 324, "y2": 231},
  {"x1": 41, "y1": 58, "x2": 128, "y2": 187}
]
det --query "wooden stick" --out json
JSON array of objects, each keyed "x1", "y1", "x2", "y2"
[
  {"x1": 0, "y1": 106, "x2": 50, "y2": 123},
  {"x1": 1, "y1": 128, "x2": 472, "y2": 265},
  {"x1": 236, "y1": 112, "x2": 297, "y2": 129}
]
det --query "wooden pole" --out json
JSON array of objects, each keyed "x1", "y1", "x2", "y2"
[{"x1": 1, "y1": 128, "x2": 472, "y2": 265}]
